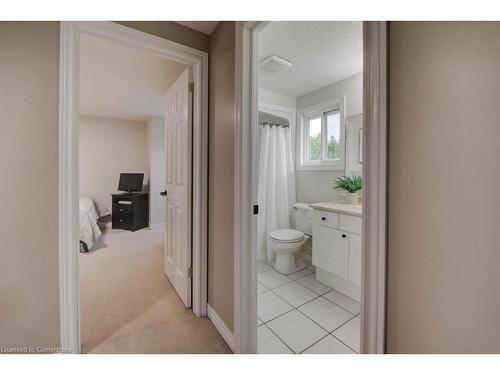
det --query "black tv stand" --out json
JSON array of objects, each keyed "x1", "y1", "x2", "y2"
[{"x1": 111, "y1": 192, "x2": 149, "y2": 231}]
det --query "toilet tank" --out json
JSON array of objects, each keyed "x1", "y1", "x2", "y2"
[{"x1": 293, "y1": 203, "x2": 313, "y2": 235}]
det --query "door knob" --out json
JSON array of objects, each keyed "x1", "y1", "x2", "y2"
[{"x1": 160, "y1": 190, "x2": 168, "y2": 197}]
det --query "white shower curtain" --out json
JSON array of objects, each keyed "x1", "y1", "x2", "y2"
[{"x1": 257, "y1": 124, "x2": 295, "y2": 263}]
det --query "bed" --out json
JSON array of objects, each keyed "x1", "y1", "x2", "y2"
[{"x1": 79, "y1": 197, "x2": 102, "y2": 253}]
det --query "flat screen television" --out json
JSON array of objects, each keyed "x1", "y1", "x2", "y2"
[{"x1": 118, "y1": 173, "x2": 144, "y2": 193}]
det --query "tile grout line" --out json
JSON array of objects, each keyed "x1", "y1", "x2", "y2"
[
  {"x1": 260, "y1": 290, "x2": 310, "y2": 324},
  {"x1": 330, "y1": 313, "x2": 357, "y2": 332},
  {"x1": 299, "y1": 332, "x2": 357, "y2": 354},
  {"x1": 259, "y1": 268, "x2": 361, "y2": 316},
  {"x1": 262, "y1": 291, "x2": 324, "y2": 353},
  {"x1": 263, "y1": 276, "x2": 359, "y2": 316},
  {"x1": 262, "y1": 322, "x2": 296, "y2": 354},
  {"x1": 295, "y1": 280, "x2": 332, "y2": 296},
  {"x1": 259, "y1": 277, "x2": 358, "y2": 326},
  {"x1": 264, "y1": 302, "x2": 347, "y2": 354},
  {"x1": 329, "y1": 314, "x2": 357, "y2": 334},
  {"x1": 295, "y1": 303, "x2": 355, "y2": 336},
  {"x1": 298, "y1": 332, "x2": 333, "y2": 354},
  {"x1": 258, "y1": 269, "x2": 361, "y2": 354},
  {"x1": 329, "y1": 315, "x2": 360, "y2": 353},
  {"x1": 311, "y1": 293, "x2": 358, "y2": 316},
  {"x1": 263, "y1": 290, "x2": 353, "y2": 354}
]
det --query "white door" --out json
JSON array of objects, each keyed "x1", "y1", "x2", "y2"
[{"x1": 163, "y1": 68, "x2": 193, "y2": 307}]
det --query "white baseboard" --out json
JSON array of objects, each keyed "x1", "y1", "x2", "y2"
[
  {"x1": 149, "y1": 223, "x2": 164, "y2": 231},
  {"x1": 207, "y1": 304, "x2": 236, "y2": 353}
]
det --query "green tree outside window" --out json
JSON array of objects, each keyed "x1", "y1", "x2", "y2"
[{"x1": 308, "y1": 133, "x2": 340, "y2": 160}]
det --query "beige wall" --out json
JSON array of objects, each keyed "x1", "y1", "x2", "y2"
[
  {"x1": 208, "y1": 22, "x2": 236, "y2": 333},
  {"x1": 146, "y1": 116, "x2": 166, "y2": 226},
  {"x1": 116, "y1": 21, "x2": 209, "y2": 52},
  {"x1": 388, "y1": 22, "x2": 500, "y2": 353},
  {"x1": 0, "y1": 22, "x2": 61, "y2": 349},
  {"x1": 79, "y1": 115, "x2": 149, "y2": 213},
  {"x1": 0, "y1": 21, "x2": 208, "y2": 349}
]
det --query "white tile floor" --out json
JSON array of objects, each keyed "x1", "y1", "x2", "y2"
[{"x1": 257, "y1": 261, "x2": 360, "y2": 354}]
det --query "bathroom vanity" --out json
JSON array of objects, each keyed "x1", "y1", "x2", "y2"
[{"x1": 309, "y1": 202, "x2": 362, "y2": 302}]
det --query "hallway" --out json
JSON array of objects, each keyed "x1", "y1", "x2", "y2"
[{"x1": 79, "y1": 229, "x2": 230, "y2": 353}]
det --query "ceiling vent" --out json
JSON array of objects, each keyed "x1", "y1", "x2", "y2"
[{"x1": 258, "y1": 55, "x2": 293, "y2": 73}]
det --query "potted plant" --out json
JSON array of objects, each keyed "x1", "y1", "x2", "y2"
[{"x1": 334, "y1": 176, "x2": 362, "y2": 204}]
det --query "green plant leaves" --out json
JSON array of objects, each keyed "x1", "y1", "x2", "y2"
[{"x1": 334, "y1": 175, "x2": 362, "y2": 193}]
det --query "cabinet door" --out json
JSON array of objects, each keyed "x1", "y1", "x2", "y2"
[
  {"x1": 348, "y1": 233, "x2": 362, "y2": 285},
  {"x1": 312, "y1": 224, "x2": 349, "y2": 279}
]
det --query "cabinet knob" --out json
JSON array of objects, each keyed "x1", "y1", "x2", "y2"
[
  {"x1": 120, "y1": 219, "x2": 123, "y2": 222},
  {"x1": 342, "y1": 234, "x2": 346, "y2": 238},
  {"x1": 321, "y1": 217, "x2": 326, "y2": 221}
]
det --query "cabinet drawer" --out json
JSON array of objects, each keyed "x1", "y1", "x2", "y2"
[
  {"x1": 116, "y1": 204, "x2": 132, "y2": 216},
  {"x1": 312, "y1": 224, "x2": 349, "y2": 279},
  {"x1": 112, "y1": 203, "x2": 134, "y2": 229},
  {"x1": 312, "y1": 210, "x2": 339, "y2": 229},
  {"x1": 339, "y1": 214, "x2": 362, "y2": 235},
  {"x1": 113, "y1": 215, "x2": 132, "y2": 225},
  {"x1": 113, "y1": 214, "x2": 132, "y2": 225}
]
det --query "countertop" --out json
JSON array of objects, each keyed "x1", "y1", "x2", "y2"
[{"x1": 309, "y1": 201, "x2": 362, "y2": 217}]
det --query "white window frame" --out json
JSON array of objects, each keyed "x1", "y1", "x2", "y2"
[{"x1": 296, "y1": 97, "x2": 346, "y2": 171}]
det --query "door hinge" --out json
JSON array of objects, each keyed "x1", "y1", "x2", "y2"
[
  {"x1": 187, "y1": 267, "x2": 193, "y2": 278},
  {"x1": 188, "y1": 82, "x2": 194, "y2": 92}
]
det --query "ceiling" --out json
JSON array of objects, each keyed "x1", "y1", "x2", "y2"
[
  {"x1": 80, "y1": 34, "x2": 187, "y2": 122},
  {"x1": 258, "y1": 21, "x2": 363, "y2": 98},
  {"x1": 176, "y1": 21, "x2": 219, "y2": 35}
]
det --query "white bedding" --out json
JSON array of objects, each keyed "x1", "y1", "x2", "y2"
[{"x1": 79, "y1": 197, "x2": 102, "y2": 251}]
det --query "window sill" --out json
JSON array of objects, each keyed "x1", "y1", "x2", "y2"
[{"x1": 296, "y1": 163, "x2": 344, "y2": 171}]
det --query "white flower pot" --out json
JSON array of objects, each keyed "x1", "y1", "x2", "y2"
[{"x1": 346, "y1": 192, "x2": 360, "y2": 205}]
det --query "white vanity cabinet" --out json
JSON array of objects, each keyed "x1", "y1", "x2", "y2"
[
  {"x1": 347, "y1": 233, "x2": 361, "y2": 285},
  {"x1": 310, "y1": 204, "x2": 362, "y2": 301},
  {"x1": 312, "y1": 225, "x2": 349, "y2": 279}
]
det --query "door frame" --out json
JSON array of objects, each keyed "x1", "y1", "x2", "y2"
[
  {"x1": 234, "y1": 21, "x2": 388, "y2": 353},
  {"x1": 58, "y1": 21, "x2": 209, "y2": 353}
]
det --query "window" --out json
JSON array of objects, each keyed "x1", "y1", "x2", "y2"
[
  {"x1": 306, "y1": 115, "x2": 322, "y2": 160},
  {"x1": 298, "y1": 98, "x2": 345, "y2": 170}
]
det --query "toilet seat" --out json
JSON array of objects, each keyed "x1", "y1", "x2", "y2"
[{"x1": 270, "y1": 229, "x2": 304, "y2": 243}]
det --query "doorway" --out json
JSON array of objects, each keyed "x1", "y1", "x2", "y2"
[
  {"x1": 234, "y1": 21, "x2": 388, "y2": 354},
  {"x1": 58, "y1": 21, "x2": 209, "y2": 353}
]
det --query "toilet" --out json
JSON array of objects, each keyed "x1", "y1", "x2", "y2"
[{"x1": 270, "y1": 203, "x2": 312, "y2": 274}]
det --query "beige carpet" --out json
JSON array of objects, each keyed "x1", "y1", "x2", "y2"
[{"x1": 79, "y1": 228, "x2": 231, "y2": 354}]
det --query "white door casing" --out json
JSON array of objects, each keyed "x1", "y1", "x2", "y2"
[
  {"x1": 234, "y1": 21, "x2": 388, "y2": 354},
  {"x1": 59, "y1": 22, "x2": 209, "y2": 353},
  {"x1": 164, "y1": 68, "x2": 193, "y2": 307}
]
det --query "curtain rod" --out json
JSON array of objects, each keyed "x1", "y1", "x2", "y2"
[{"x1": 259, "y1": 121, "x2": 290, "y2": 128}]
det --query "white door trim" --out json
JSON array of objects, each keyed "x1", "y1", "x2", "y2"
[
  {"x1": 360, "y1": 21, "x2": 388, "y2": 354},
  {"x1": 234, "y1": 21, "x2": 388, "y2": 354},
  {"x1": 234, "y1": 21, "x2": 267, "y2": 354},
  {"x1": 59, "y1": 21, "x2": 209, "y2": 353}
]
